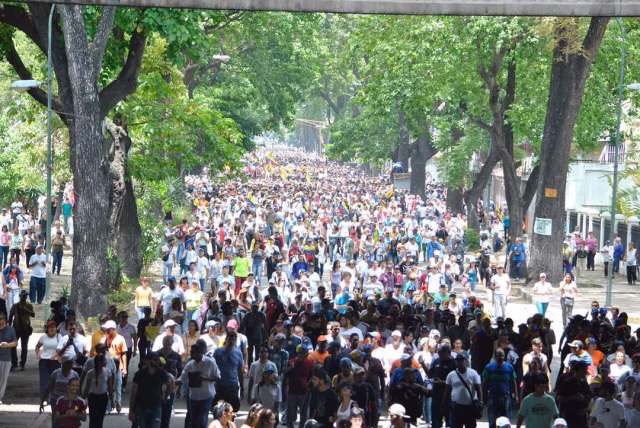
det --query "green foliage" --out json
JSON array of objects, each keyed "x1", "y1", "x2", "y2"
[
  {"x1": 464, "y1": 228, "x2": 481, "y2": 251},
  {"x1": 105, "y1": 247, "x2": 127, "y2": 290}
]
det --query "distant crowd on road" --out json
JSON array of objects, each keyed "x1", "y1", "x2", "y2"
[{"x1": 0, "y1": 149, "x2": 639, "y2": 428}]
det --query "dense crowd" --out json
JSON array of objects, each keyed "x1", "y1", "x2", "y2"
[{"x1": 0, "y1": 149, "x2": 639, "y2": 428}]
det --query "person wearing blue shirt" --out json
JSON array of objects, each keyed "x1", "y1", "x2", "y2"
[
  {"x1": 213, "y1": 331, "x2": 244, "y2": 411},
  {"x1": 335, "y1": 289, "x2": 351, "y2": 315},
  {"x1": 425, "y1": 236, "x2": 443, "y2": 261},
  {"x1": 613, "y1": 238, "x2": 625, "y2": 274},
  {"x1": 482, "y1": 348, "x2": 518, "y2": 428},
  {"x1": 508, "y1": 237, "x2": 526, "y2": 280},
  {"x1": 291, "y1": 255, "x2": 308, "y2": 280}
]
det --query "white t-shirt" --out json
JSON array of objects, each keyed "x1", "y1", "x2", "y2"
[
  {"x1": 340, "y1": 326, "x2": 364, "y2": 341},
  {"x1": 532, "y1": 281, "x2": 553, "y2": 303},
  {"x1": 38, "y1": 334, "x2": 62, "y2": 360},
  {"x1": 29, "y1": 253, "x2": 47, "y2": 278},
  {"x1": 560, "y1": 281, "x2": 578, "y2": 299},
  {"x1": 590, "y1": 397, "x2": 625, "y2": 427},
  {"x1": 491, "y1": 273, "x2": 511, "y2": 295},
  {"x1": 446, "y1": 368, "x2": 481, "y2": 405},
  {"x1": 196, "y1": 256, "x2": 210, "y2": 277},
  {"x1": 180, "y1": 356, "x2": 220, "y2": 400},
  {"x1": 56, "y1": 334, "x2": 87, "y2": 360}
]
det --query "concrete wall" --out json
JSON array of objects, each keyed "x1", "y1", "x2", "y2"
[{"x1": 28, "y1": 0, "x2": 640, "y2": 16}]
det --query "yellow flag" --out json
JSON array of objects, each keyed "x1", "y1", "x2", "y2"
[{"x1": 280, "y1": 167, "x2": 288, "y2": 180}]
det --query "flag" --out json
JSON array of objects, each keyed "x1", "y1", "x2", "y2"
[
  {"x1": 247, "y1": 193, "x2": 256, "y2": 209},
  {"x1": 280, "y1": 167, "x2": 288, "y2": 180}
]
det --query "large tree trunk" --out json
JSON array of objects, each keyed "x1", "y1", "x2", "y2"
[
  {"x1": 530, "y1": 18, "x2": 609, "y2": 284},
  {"x1": 60, "y1": 5, "x2": 117, "y2": 318},
  {"x1": 105, "y1": 119, "x2": 143, "y2": 278},
  {"x1": 410, "y1": 132, "x2": 436, "y2": 198},
  {"x1": 447, "y1": 187, "x2": 464, "y2": 214},
  {"x1": 465, "y1": 150, "x2": 499, "y2": 231}
]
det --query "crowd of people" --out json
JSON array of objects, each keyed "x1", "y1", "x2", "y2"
[{"x1": 0, "y1": 149, "x2": 639, "y2": 428}]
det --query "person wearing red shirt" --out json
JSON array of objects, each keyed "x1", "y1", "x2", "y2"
[{"x1": 285, "y1": 346, "x2": 314, "y2": 428}]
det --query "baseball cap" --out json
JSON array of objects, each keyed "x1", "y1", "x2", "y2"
[
  {"x1": 553, "y1": 418, "x2": 568, "y2": 427},
  {"x1": 102, "y1": 320, "x2": 117, "y2": 330},
  {"x1": 227, "y1": 319, "x2": 239, "y2": 330},
  {"x1": 568, "y1": 339, "x2": 584, "y2": 348},
  {"x1": 205, "y1": 320, "x2": 220, "y2": 329},
  {"x1": 163, "y1": 319, "x2": 177, "y2": 328},
  {"x1": 496, "y1": 416, "x2": 511, "y2": 427},
  {"x1": 388, "y1": 403, "x2": 408, "y2": 418},
  {"x1": 391, "y1": 330, "x2": 402, "y2": 337}
]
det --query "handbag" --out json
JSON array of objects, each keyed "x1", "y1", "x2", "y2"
[{"x1": 456, "y1": 370, "x2": 483, "y2": 419}]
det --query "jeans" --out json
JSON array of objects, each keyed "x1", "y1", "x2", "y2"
[
  {"x1": 215, "y1": 384, "x2": 240, "y2": 412},
  {"x1": 627, "y1": 265, "x2": 637, "y2": 284},
  {"x1": 561, "y1": 297, "x2": 574, "y2": 328},
  {"x1": 494, "y1": 294, "x2": 507, "y2": 319},
  {"x1": 0, "y1": 360, "x2": 11, "y2": 401},
  {"x1": 487, "y1": 395, "x2": 511, "y2": 428},
  {"x1": 0, "y1": 246, "x2": 8, "y2": 268},
  {"x1": 52, "y1": 251, "x2": 63, "y2": 275},
  {"x1": 88, "y1": 393, "x2": 109, "y2": 428},
  {"x1": 587, "y1": 251, "x2": 596, "y2": 270},
  {"x1": 161, "y1": 393, "x2": 174, "y2": 428},
  {"x1": 509, "y1": 259, "x2": 523, "y2": 279},
  {"x1": 39, "y1": 359, "x2": 60, "y2": 399},
  {"x1": 188, "y1": 397, "x2": 214, "y2": 428},
  {"x1": 535, "y1": 302, "x2": 549, "y2": 316},
  {"x1": 162, "y1": 262, "x2": 174, "y2": 283},
  {"x1": 252, "y1": 259, "x2": 263, "y2": 284},
  {"x1": 450, "y1": 403, "x2": 478, "y2": 428},
  {"x1": 136, "y1": 306, "x2": 149, "y2": 321},
  {"x1": 422, "y1": 396, "x2": 432, "y2": 424},
  {"x1": 11, "y1": 330, "x2": 31, "y2": 367},
  {"x1": 431, "y1": 392, "x2": 449, "y2": 428},
  {"x1": 286, "y1": 392, "x2": 308, "y2": 428},
  {"x1": 136, "y1": 405, "x2": 162, "y2": 428},
  {"x1": 30, "y1": 276, "x2": 47, "y2": 304},
  {"x1": 614, "y1": 257, "x2": 621, "y2": 273}
]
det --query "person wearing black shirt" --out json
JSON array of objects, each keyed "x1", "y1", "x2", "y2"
[
  {"x1": 555, "y1": 360, "x2": 592, "y2": 428},
  {"x1": 429, "y1": 345, "x2": 456, "y2": 428},
  {"x1": 129, "y1": 352, "x2": 171, "y2": 428},
  {"x1": 309, "y1": 368, "x2": 339, "y2": 428}
]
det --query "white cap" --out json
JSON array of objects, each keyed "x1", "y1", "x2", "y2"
[
  {"x1": 553, "y1": 418, "x2": 568, "y2": 427},
  {"x1": 391, "y1": 330, "x2": 402, "y2": 337},
  {"x1": 496, "y1": 416, "x2": 511, "y2": 427},
  {"x1": 388, "y1": 403, "x2": 408, "y2": 418},
  {"x1": 163, "y1": 319, "x2": 177, "y2": 328},
  {"x1": 101, "y1": 320, "x2": 116, "y2": 330}
]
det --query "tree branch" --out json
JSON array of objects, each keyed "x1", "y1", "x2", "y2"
[
  {"x1": 1, "y1": 34, "x2": 64, "y2": 115},
  {"x1": 90, "y1": 6, "x2": 116, "y2": 80},
  {"x1": 0, "y1": 4, "x2": 45, "y2": 52},
  {"x1": 99, "y1": 28, "x2": 147, "y2": 117},
  {"x1": 582, "y1": 17, "x2": 610, "y2": 58}
]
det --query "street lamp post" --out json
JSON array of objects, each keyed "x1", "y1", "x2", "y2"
[{"x1": 10, "y1": 4, "x2": 55, "y2": 308}]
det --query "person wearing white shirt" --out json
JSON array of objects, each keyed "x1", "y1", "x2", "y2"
[
  {"x1": 490, "y1": 266, "x2": 511, "y2": 319},
  {"x1": 195, "y1": 249, "x2": 210, "y2": 291},
  {"x1": 589, "y1": 383, "x2": 625, "y2": 428},
  {"x1": 307, "y1": 265, "x2": 321, "y2": 293},
  {"x1": 161, "y1": 240, "x2": 177, "y2": 283},
  {"x1": 532, "y1": 273, "x2": 554, "y2": 316},
  {"x1": 180, "y1": 345, "x2": 220, "y2": 428},
  {"x1": 158, "y1": 279, "x2": 185, "y2": 316},
  {"x1": 56, "y1": 324, "x2": 87, "y2": 362},
  {"x1": 28, "y1": 244, "x2": 47, "y2": 304},
  {"x1": 151, "y1": 320, "x2": 186, "y2": 356},
  {"x1": 444, "y1": 354, "x2": 482, "y2": 428}
]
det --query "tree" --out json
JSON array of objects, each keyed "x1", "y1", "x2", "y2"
[
  {"x1": 529, "y1": 18, "x2": 610, "y2": 283},
  {"x1": 0, "y1": 3, "x2": 146, "y2": 317}
]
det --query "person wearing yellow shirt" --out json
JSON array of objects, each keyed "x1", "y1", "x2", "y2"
[
  {"x1": 232, "y1": 249, "x2": 251, "y2": 296},
  {"x1": 134, "y1": 277, "x2": 154, "y2": 320},
  {"x1": 184, "y1": 280, "x2": 203, "y2": 327}
]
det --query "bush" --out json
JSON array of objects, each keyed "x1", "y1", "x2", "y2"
[{"x1": 464, "y1": 228, "x2": 481, "y2": 251}]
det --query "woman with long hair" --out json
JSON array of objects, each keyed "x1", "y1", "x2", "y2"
[
  {"x1": 254, "y1": 408, "x2": 277, "y2": 428},
  {"x1": 240, "y1": 403, "x2": 263, "y2": 428},
  {"x1": 82, "y1": 354, "x2": 113, "y2": 428},
  {"x1": 0, "y1": 224, "x2": 10, "y2": 268},
  {"x1": 35, "y1": 320, "x2": 61, "y2": 403},
  {"x1": 183, "y1": 320, "x2": 201, "y2": 362},
  {"x1": 330, "y1": 260, "x2": 342, "y2": 299},
  {"x1": 335, "y1": 382, "x2": 356, "y2": 424}
]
